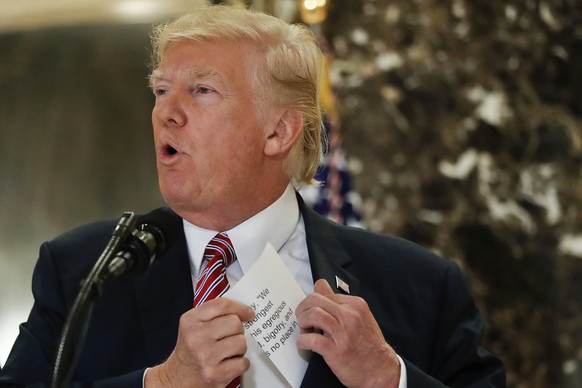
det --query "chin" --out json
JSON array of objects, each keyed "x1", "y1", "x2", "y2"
[{"x1": 159, "y1": 180, "x2": 187, "y2": 207}]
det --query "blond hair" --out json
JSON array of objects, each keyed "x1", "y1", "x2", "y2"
[{"x1": 150, "y1": 5, "x2": 323, "y2": 185}]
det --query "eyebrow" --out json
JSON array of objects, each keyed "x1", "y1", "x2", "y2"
[
  {"x1": 149, "y1": 67, "x2": 224, "y2": 91},
  {"x1": 189, "y1": 67, "x2": 222, "y2": 82},
  {"x1": 149, "y1": 69, "x2": 163, "y2": 89},
  {"x1": 150, "y1": 68, "x2": 223, "y2": 82}
]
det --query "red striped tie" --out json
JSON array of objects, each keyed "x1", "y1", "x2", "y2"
[{"x1": 193, "y1": 232, "x2": 240, "y2": 388}]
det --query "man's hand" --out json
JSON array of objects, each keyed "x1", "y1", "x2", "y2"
[
  {"x1": 145, "y1": 298, "x2": 255, "y2": 388},
  {"x1": 296, "y1": 279, "x2": 401, "y2": 388}
]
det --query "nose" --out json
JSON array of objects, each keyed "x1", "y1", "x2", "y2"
[{"x1": 153, "y1": 93, "x2": 187, "y2": 128}]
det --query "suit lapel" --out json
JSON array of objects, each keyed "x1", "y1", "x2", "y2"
[
  {"x1": 132, "y1": 214, "x2": 193, "y2": 364},
  {"x1": 297, "y1": 194, "x2": 360, "y2": 387},
  {"x1": 298, "y1": 194, "x2": 360, "y2": 296}
]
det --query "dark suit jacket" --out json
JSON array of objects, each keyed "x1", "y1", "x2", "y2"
[{"x1": 0, "y1": 198, "x2": 505, "y2": 387}]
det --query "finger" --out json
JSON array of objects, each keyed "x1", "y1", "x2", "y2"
[
  {"x1": 310, "y1": 288, "x2": 367, "y2": 310},
  {"x1": 314, "y1": 278, "x2": 334, "y2": 295},
  {"x1": 297, "y1": 304, "x2": 339, "y2": 333},
  {"x1": 195, "y1": 297, "x2": 255, "y2": 322},
  {"x1": 205, "y1": 313, "x2": 246, "y2": 341},
  {"x1": 296, "y1": 291, "x2": 330, "y2": 317},
  {"x1": 296, "y1": 291, "x2": 345, "y2": 320},
  {"x1": 215, "y1": 332, "x2": 248, "y2": 360},
  {"x1": 176, "y1": 322, "x2": 248, "y2": 369},
  {"x1": 218, "y1": 354, "x2": 251, "y2": 382},
  {"x1": 196, "y1": 353, "x2": 250, "y2": 386},
  {"x1": 313, "y1": 280, "x2": 365, "y2": 307},
  {"x1": 298, "y1": 279, "x2": 353, "y2": 318},
  {"x1": 296, "y1": 331, "x2": 335, "y2": 355},
  {"x1": 323, "y1": 293, "x2": 369, "y2": 310}
]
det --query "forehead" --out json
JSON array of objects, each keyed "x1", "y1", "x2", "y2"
[{"x1": 154, "y1": 39, "x2": 262, "y2": 86}]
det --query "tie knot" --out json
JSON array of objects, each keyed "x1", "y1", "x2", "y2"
[{"x1": 204, "y1": 232, "x2": 237, "y2": 267}]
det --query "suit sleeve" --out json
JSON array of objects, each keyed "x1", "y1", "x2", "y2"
[
  {"x1": 404, "y1": 262, "x2": 505, "y2": 388},
  {"x1": 0, "y1": 241, "x2": 145, "y2": 387}
]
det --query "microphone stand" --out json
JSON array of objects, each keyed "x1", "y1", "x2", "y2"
[{"x1": 51, "y1": 211, "x2": 137, "y2": 388}]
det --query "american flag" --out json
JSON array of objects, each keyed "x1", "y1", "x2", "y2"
[
  {"x1": 299, "y1": 116, "x2": 365, "y2": 228},
  {"x1": 299, "y1": 36, "x2": 364, "y2": 228}
]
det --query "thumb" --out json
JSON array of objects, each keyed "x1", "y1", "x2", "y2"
[{"x1": 314, "y1": 278, "x2": 334, "y2": 296}]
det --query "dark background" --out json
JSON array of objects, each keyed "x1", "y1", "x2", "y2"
[{"x1": 1, "y1": 1, "x2": 580, "y2": 386}]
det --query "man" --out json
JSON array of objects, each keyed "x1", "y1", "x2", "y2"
[{"x1": 0, "y1": 5, "x2": 505, "y2": 387}]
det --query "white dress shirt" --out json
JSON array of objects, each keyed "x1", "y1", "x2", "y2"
[
  {"x1": 145, "y1": 184, "x2": 406, "y2": 387},
  {"x1": 184, "y1": 184, "x2": 312, "y2": 387}
]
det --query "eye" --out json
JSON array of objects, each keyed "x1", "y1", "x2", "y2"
[
  {"x1": 154, "y1": 87, "x2": 168, "y2": 97},
  {"x1": 195, "y1": 85, "x2": 215, "y2": 94}
]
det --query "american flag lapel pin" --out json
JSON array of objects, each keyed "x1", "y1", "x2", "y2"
[{"x1": 335, "y1": 276, "x2": 350, "y2": 294}]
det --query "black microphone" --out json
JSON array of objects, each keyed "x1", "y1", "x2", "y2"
[
  {"x1": 105, "y1": 207, "x2": 182, "y2": 279},
  {"x1": 52, "y1": 208, "x2": 182, "y2": 387}
]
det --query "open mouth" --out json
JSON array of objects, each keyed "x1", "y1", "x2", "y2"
[{"x1": 165, "y1": 145, "x2": 178, "y2": 156}]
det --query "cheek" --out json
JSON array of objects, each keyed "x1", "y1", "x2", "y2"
[
  {"x1": 151, "y1": 116, "x2": 163, "y2": 142},
  {"x1": 231, "y1": 133, "x2": 264, "y2": 163},
  {"x1": 151, "y1": 107, "x2": 161, "y2": 128}
]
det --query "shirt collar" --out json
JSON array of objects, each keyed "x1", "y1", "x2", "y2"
[{"x1": 183, "y1": 184, "x2": 299, "y2": 276}]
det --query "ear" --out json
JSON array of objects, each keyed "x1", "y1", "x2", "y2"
[{"x1": 264, "y1": 108, "x2": 304, "y2": 157}]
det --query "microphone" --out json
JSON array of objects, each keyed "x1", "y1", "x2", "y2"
[
  {"x1": 104, "y1": 207, "x2": 182, "y2": 279},
  {"x1": 52, "y1": 208, "x2": 182, "y2": 387}
]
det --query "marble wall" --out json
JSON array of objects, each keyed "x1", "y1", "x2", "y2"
[
  {"x1": 323, "y1": 1, "x2": 582, "y2": 387},
  {"x1": 0, "y1": 1, "x2": 580, "y2": 386}
]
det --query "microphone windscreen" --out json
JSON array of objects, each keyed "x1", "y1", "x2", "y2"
[{"x1": 137, "y1": 207, "x2": 183, "y2": 257}]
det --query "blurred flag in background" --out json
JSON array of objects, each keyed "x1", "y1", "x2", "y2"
[{"x1": 299, "y1": 37, "x2": 365, "y2": 228}]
